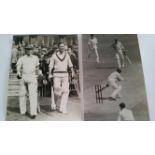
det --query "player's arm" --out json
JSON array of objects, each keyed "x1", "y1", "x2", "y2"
[
  {"x1": 117, "y1": 73, "x2": 124, "y2": 81},
  {"x1": 96, "y1": 38, "x2": 98, "y2": 46},
  {"x1": 68, "y1": 49, "x2": 76, "y2": 58},
  {"x1": 111, "y1": 43, "x2": 116, "y2": 50},
  {"x1": 68, "y1": 55, "x2": 75, "y2": 78},
  {"x1": 70, "y1": 67, "x2": 75, "y2": 79},
  {"x1": 121, "y1": 42, "x2": 126, "y2": 53}
]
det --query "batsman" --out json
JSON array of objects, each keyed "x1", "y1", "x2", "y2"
[
  {"x1": 99, "y1": 68, "x2": 124, "y2": 100},
  {"x1": 48, "y1": 43, "x2": 75, "y2": 114},
  {"x1": 112, "y1": 39, "x2": 132, "y2": 69}
]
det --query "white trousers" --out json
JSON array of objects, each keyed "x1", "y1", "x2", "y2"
[
  {"x1": 108, "y1": 80, "x2": 122, "y2": 98},
  {"x1": 88, "y1": 48, "x2": 99, "y2": 63},
  {"x1": 115, "y1": 50, "x2": 125, "y2": 68},
  {"x1": 53, "y1": 76, "x2": 69, "y2": 113},
  {"x1": 19, "y1": 75, "x2": 38, "y2": 115}
]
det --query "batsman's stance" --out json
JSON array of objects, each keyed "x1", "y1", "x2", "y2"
[
  {"x1": 88, "y1": 34, "x2": 100, "y2": 63},
  {"x1": 101, "y1": 68, "x2": 124, "y2": 100},
  {"x1": 49, "y1": 43, "x2": 75, "y2": 114}
]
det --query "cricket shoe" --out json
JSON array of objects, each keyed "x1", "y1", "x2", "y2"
[
  {"x1": 30, "y1": 115, "x2": 36, "y2": 119},
  {"x1": 58, "y1": 108, "x2": 68, "y2": 114}
]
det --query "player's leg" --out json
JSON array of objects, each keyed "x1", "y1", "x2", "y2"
[
  {"x1": 88, "y1": 49, "x2": 93, "y2": 58},
  {"x1": 53, "y1": 77, "x2": 62, "y2": 110},
  {"x1": 119, "y1": 50, "x2": 125, "y2": 68},
  {"x1": 110, "y1": 82, "x2": 122, "y2": 99},
  {"x1": 94, "y1": 48, "x2": 100, "y2": 63},
  {"x1": 60, "y1": 77, "x2": 69, "y2": 114},
  {"x1": 28, "y1": 81, "x2": 38, "y2": 116},
  {"x1": 115, "y1": 53, "x2": 121, "y2": 69},
  {"x1": 19, "y1": 80, "x2": 27, "y2": 115}
]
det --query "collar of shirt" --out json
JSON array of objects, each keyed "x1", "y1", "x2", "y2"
[
  {"x1": 25, "y1": 54, "x2": 33, "y2": 58},
  {"x1": 56, "y1": 51, "x2": 67, "y2": 61}
]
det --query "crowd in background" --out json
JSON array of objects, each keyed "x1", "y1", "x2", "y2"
[{"x1": 10, "y1": 35, "x2": 79, "y2": 97}]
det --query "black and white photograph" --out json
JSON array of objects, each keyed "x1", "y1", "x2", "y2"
[
  {"x1": 7, "y1": 35, "x2": 81, "y2": 121},
  {"x1": 82, "y1": 34, "x2": 150, "y2": 121},
  {"x1": 1, "y1": 2, "x2": 155, "y2": 155}
]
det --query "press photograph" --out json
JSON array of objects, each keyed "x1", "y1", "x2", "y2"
[
  {"x1": 82, "y1": 34, "x2": 150, "y2": 121},
  {"x1": 7, "y1": 35, "x2": 81, "y2": 121}
]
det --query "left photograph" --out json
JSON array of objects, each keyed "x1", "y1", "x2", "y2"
[{"x1": 7, "y1": 35, "x2": 81, "y2": 121}]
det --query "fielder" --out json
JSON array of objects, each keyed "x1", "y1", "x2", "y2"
[
  {"x1": 112, "y1": 39, "x2": 126, "y2": 69},
  {"x1": 16, "y1": 45, "x2": 39, "y2": 119},
  {"x1": 88, "y1": 34, "x2": 100, "y2": 63},
  {"x1": 49, "y1": 43, "x2": 75, "y2": 114},
  {"x1": 101, "y1": 68, "x2": 124, "y2": 100},
  {"x1": 117, "y1": 103, "x2": 135, "y2": 121}
]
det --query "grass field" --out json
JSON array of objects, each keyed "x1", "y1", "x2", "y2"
[{"x1": 82, "y1": 34, "x2": 150, "y2": 121}]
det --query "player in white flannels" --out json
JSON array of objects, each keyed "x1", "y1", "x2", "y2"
[
  {"x1": 88, "y1": 34, "x2": 100, "y2": 63},
  {"x1": 49, "y1": 43, "x2": 75, "y2": 114},
  {"x1": 101, "y1": 68, "x2": 124, "y2": 100},
  {"x1": 117, "y1": 103, "x2": 135, "y2": 121},
  {"x1": 112, "y1": 39, "x2": 125, "y2": 69},
  {"x1": 16, "y1": 45, "x2": 39, "y2": 119}
]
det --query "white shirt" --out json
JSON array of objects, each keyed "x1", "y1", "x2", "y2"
[
  {"x1": 118, "y1": 108, "x2": 135, "y2": 121},
  {"x1": 88, "y1": 37, "x2": 98, "y2": 50},
  {"x1": 116, "y1": 41, "x2": 124, "y2": 51},
  {"x1": 49, "y1": 51, "x2": 73, "y2": 77},
  {"x1": 17, "y1": 55, "x2": 39, "y2": 74},
  {"x1": 108, "y1": 71, "x2": 124, "y2": 82}
]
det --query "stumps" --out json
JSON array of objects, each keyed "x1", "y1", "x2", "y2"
[{"x1": 95, "y1": 84, "x2": 103, "y2": 103}]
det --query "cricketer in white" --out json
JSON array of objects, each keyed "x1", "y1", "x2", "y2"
[
  {"x1": 16, "y1": 46, "x2": 39, "y2": 119},
  {"x1": 49, "y1": 43, "x2": 75, "y2": 114}
]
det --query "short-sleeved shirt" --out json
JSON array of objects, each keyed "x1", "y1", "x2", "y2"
[
  {"x1": 49, "y1": 51, "x2": 73, "y2": 77},
  {"x1": 88, "y1": 37, "x2": 98, "y2": 50},
  {"x1": 17, "y1": 55, "x2": 39, "y2": 74},
  {"x1": 118, "y1": 108, "x2": 135, "y2": 121}
]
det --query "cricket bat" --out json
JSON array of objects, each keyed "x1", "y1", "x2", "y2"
[
  {"x1": 123, "y1": 50, "x2": 132, "y2": 64},
  {"x1": 125, "y1": 55, "x2": 132, "y2": 64}
]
